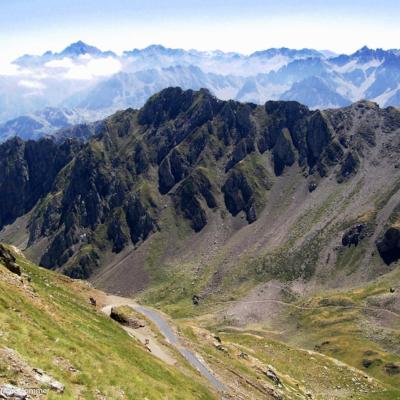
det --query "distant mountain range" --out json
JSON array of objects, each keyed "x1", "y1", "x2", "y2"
[
  {"x1": 0, "y1": 107, "x2": 96, "y2": 141},
  {"x1": 1, "y1": 41, "x2": 400, "y2": 141}
]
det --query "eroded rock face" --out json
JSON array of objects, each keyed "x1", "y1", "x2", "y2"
[
  {"x1": 222, "y1": 170, "x2": 256, "y2": 223},
  {"x1": 337, "y1": 151, "x2": 360, "y2": 183},
  {"x1": 174, "y1": 170, "x2": 217, "y2": 231},
  {"x1": 272, "y1": 128, "x2": 295, "y2": 175},
  {"x1": 125, "y1": 197, "x2": 157, "y2": 244},
  {"x1": 107, "y1": 212, "x2": 129, "y2": 253},
  {"x1": 0, "y1": 138, "x2": 81, "y2": 229},
  {"x1": 377, "y1": 227, "x2": 400, "y2": 265},
  {"x1": 65, "y1": 251, "x2": 100, "y2": 280}
]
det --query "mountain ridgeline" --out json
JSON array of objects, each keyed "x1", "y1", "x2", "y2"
[{"x1": 0, "y1": 88, "x2": 399, "y2": 298}]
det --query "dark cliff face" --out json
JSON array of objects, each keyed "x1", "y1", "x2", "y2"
[
  {"x1": 0, "y1": 137, "x2": 81, "y2": 228},
  {"x1": 377, "y1": 227, "x2": 400, "y2": 265},
  {"x1": 0, "y1": 88, "x2": 397, "y2": 278}
]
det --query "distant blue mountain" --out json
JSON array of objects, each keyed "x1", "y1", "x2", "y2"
[
  {"x1": 0, "y1": 107, "x2": 90, "y2": 142},
  {"x1": 280, "y1": 76, "x2": 350, "y2": 108},
  {"x1": 2, "y1": 42, "x2": 400, "y2": 140},
  {"x1": 14, "y1": 41, "x2": 115, "y2": 67}
]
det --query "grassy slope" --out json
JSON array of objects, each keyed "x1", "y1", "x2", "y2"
[
  {"x1": 279, "y1": 270, "x2": 400, "y2": 396},
  {"x1": 0, "y1": 246, "x2": 215, "y2": 400},
  {"x1": 173, "y1": 272, "x2": 400, "y2": 399},
  {"x1": 179, "y1": 323, "x2": 391, "y2": 400}
]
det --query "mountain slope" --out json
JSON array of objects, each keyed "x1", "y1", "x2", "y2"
[
  {"x1": 280, "y1": 76, "x2": 350, "y2": 108},
  {"x1": 0, "y1": 88, "x2": 399, "y2": 307},
  {"x1": 1, "y1": 88, "x2": 400, "y2": 398},
  {"x1": 0, "y1": 244, "x2": 215, "y2": 399},
  {"x1": 2, "y1": 240, "x2": 398, "y2": 399},
  {"x1": 0, "y1": 107, "x2": 96, "y2": 142}
]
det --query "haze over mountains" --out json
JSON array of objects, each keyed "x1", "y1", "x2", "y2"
[{"x1": 2, "y1": 41, "x2": 400, "y2": 142}]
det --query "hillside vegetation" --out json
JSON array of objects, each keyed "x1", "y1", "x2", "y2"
[{"x1": 0, "y1": 244, "x2": 215, "y2": 399}]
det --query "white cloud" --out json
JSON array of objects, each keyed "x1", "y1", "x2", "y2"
[
  {"x1": 78, "y1": 54, "x2": 92, "y2": 60},
  {"x1": 64, "y1": 64, "x2": 93, "y2": 80},
  {"x1": 0, "y1": 60, "x2": 22, "y2": 76},
  {"x1": 87, "y1": 57, "x2": 121, "y2": 77},
  {"x1": 45, "y1": 56, "x2": 121, "y2": 80},
  {"x1": 45, "y1": 57, "x2": 75, "y2": 69},
  {"x1": 18, "y1": 79, "x2": 46, "y2": 89}
]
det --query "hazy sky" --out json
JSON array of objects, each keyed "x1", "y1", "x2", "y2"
[{"x1": 1, "y1": 0, "x2": 400, "y2": 61}]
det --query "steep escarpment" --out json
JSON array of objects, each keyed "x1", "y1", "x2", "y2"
[
  {"x1": 0, "y1": 137, "x2": 82, "y2": 228},
  {"x1": 0, "y1": 89, "x2": 399, "y2": 301}
]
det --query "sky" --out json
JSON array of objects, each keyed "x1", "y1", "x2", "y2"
[{"x1": 1, "y1": 0, "x2": 400, "y2": 62}]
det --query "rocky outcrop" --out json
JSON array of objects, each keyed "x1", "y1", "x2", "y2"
[
  {"x1": 0, "y1": 383, "x2": 28, "y2": 399},
  {"x1": 377, "y1": 227, "x2": 400, "y2": 265},
  {"x1": 305, "y1": 111, "x2": 332, "y2": 168},
  {"x1": 226, "y1": 138, "x2": 256, "y2": 171},
  {"x1": 272, "y1": 128, "x2": 295, "y2": 175},
  {"x1": 39, "y1": 226, "x2": 81, "y2": 270},
  {"x1": 222, "y1": 170, "x2": 256, "y2": 223},
  {"x1": 0, "y1": 244, "x2": 21, "y2": 275},
  {"x1": 159, "y1": 149, "x2": 190, "y2": 194},
  {"x1": 33, "y1": 368, "x2": 65, "y2": 393},
  {"x1": 64, "y1": 250, "x2": 100, "y2": 279},
  {"x1": 125, "y1": 197, "x2": 157, "y2": 244},
  {"x1": 342, "y1": 224, "x2": 367, "y2": 247},
  {"x1": 174, "y1": 170, "x2": 217, "y2": 231},
  {"x1": 107, "y1": 211, "x2": 129, "y2": 253},
  {"x1": 0, "y1": 138, "x2": 80, "y2": 230},
  {"x1": 110, "y1": 306, "x2": 145, "y2": 328},
  {"x1": 337, "y1": 151, "x2": 360, "y2": 183}
]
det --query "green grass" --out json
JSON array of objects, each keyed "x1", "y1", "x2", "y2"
[
  {"x1": 0, "y1": 247, "x2": 215, "y2": 399},
  {"x1": 276, "y1": 274, "x2": 400, "y2": 396}
]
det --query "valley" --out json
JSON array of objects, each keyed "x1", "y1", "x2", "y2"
[{"x1": 0, "y1": 244, "x2": 399, "y2": 398}]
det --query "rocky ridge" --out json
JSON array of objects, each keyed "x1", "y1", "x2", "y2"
[{"x1": 0, "y1": 88, "x2": 399, "y2": 296}]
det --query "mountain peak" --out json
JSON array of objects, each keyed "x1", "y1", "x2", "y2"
[
  {"x1": 352, "y1": 46, "x2": 386, "y2": 59},
  {"x1": 249, "y1": 47, "x2": 323, "y2": 59},
  {"x1": 60, "y1": 41, "x2": 103, "y2": 57}
]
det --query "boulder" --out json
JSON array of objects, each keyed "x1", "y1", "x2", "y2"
[
  {"x1": 110, "y1": 306, "x2": 145, "y2": 328},
  {"x1": 362, "y1": 359, "x2": 373, "y2": 368},
  {"x1": 192, "y1": 295, "x2": 200, "y2": 305},
  {"x1": 264, "y1": 368, "x2": 282, "y2": 387},
  {"x1": 384, "y1": 363, "x2": 400, "y2": 375},
  {"x1": 0, "y1": 384, "x2": 27, "y2": 399},
  {"x1": 33, "y1": 368, "x2": 64, "y2": 392},
  {"x1": 308, "y1": 182, "x2": 318, "y2": 192}
]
